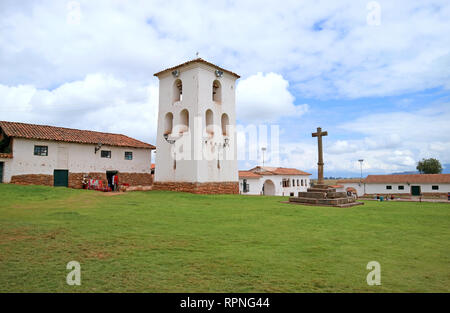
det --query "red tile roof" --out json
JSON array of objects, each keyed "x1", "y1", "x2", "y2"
[
  {"x1": 365, "y1": 174, "x2": 450, "y2": 184},
  {"x1": 269, "y1": 167, "x2": 311, "y2": 176},
  {"x1": 0, "y1": 121, "x2": 155, "y2": 149},
  {"x1": 245, "y1": 166, "x2": 311, "y2": 176},
  {"x1": 239, "y1": 171, "x2": 261, "y2": 179},
  {"x1": 153, "y1": 58, "x2": 240, "y2": 79},
  {"x1": 337, "y1": 178, "x2": 365, "y2": 183}
]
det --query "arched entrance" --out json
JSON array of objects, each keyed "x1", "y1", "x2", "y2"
[
  {"x1": 263, "y1": 179, "x2": 276, "y2": 196},
  {"x1": 346, "y1": 187, "x2": 357, "y2": 197}
]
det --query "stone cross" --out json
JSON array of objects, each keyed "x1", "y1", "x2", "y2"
[{"x1": 312, "y1": 127, "x2": 328, "y2": 186}]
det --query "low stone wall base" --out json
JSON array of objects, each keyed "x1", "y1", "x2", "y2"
[
  {"x1": 153, "y1": 181, "x2": 239, "y2": 194},
  {"x1": 364, "y1": 193, "x2": 448, "y2": 199},
  {"x1": 11, "y1": 172, "x2": 152, "y2": 189},
  {"x1": 10, "y1": 174, "x2": 53, "y2": 186}
]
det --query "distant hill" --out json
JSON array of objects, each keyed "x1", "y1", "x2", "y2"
[
  {"x1": 391, "y1": 171, "x2": 419, "y2": 175},
  {"x1": 391, "y1": 163, "x2": 450, "y2": 175}
]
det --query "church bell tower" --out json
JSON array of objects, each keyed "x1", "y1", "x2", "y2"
[{"x1": 153, "y1": 58, "x2": 240, "y2": 194}]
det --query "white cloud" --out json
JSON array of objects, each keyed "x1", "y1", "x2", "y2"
[
  {"x1": 236, "y1": 72, "x2": 308, "y2": 123},
  {"x1": 240, "y1": 104, "x2": 450, "y2": 175},
  {"x1": 0, "y1": 73, "x2": 159, "y2": 144},
  {"x1": 0, "y1": 1, "x2": 449, "y2": 98}
]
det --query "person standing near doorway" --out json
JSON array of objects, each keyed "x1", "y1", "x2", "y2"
[{"x1": 112, "y1": 174, "x2": 118, "y2": 191}]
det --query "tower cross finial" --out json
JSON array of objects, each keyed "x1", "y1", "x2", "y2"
[{"x1": 312, "y1": 127, "x2": 328, "y2": 186}]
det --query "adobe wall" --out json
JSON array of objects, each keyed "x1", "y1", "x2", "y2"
[
  {"x1": 10, "y1": 174, "x2": 53, "y2": 186},
  {"x1": 10, "y1": 172, "x2": 152, "y2": 189},
  {"x1": 152, "y1": 181, "x2": 239, "y2": 194}
]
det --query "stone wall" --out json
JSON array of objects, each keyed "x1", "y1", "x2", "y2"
[
  {"x1": 119, "y1": 173, "x2": 153, "y2": 186},
  {"x1": 69, "y1": 172, "x2": 151, "y2": 188},
  {"x1": 152, "y1": 181, "x2": 239, "y2": 194},
  {"x1": 11, "y1": 172, "x2": 152, "y2": 189},
  {"x1": 10, "y1": 174, "x2": 53, "y2": 186},
  {"x1": 364, "y1": 193, "x2": 448, "y2": 199},
  {"x1": 421, "y1": 192, "x2": 448, "y2": 199}
]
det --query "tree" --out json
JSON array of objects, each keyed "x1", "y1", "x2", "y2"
[{"x1": 416, "y1": 158, "x2": 443, "y2": 174}]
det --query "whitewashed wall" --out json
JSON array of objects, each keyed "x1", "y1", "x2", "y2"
[
  {"x1": 155, "y1": 63, "x2": 238, "y2": 183},
  {"x1": 339, "y1": 182, "x2": 366, "y2": 196},
  {"x1": 0, "y1": 157, "x2": 12, "y2": 183},
  {"x1": 239, "y1": 175, "x2": 311, "y2": 196},
  {"x1": 1, "y1": 138, "x2": 152, "y2": 182},
  {"x1": 365, "y1": 183, "x2": 450, "y2": 194}
]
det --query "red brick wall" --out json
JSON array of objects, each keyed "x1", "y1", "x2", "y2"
[
  {"x1": 152, "y1": 181, "x2": 239, "y2": 194},
  {"x1": 10, "y1": 174, "x2": 53, "y2": 186},
  {"x1": 118, "y1": 173, "x2": 152, "y2": 186},
  {"x1": 364, "y1": 193, "x2": 448, "y2": 199},
  {"x1": 11, "y1": 172, "x2": 151, "y2": 189}
]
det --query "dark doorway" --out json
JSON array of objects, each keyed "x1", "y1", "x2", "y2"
[
  {"x1": 411, "y1": 186, "x2": 421, "y2": 196},
  {"x1": 0, "y1": 162, "x2": 4, "y2": 183},
  {"x1": 106, "y1": 171, "x2": 118, "y2": 189},
  {"x1": 54, "y1": 169, "x2": 68, "y2": 187}
]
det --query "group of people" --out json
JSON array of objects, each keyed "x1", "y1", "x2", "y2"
[
  {"x1": 375, "y1": 194, "x2": 395, "y2": 201},
  {"x1": 80, "y1": 174, "x2": 119, "y2": 192}
]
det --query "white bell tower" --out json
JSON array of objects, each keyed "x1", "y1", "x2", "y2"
[{"x1": 153, "y1": 58, "x2": 240, "y2": 194}]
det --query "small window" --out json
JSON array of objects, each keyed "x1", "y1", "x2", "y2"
[
  {"x1": 301, "y1": 179, "x2": 304, "y2": 186},
  {"x1": 386, "y1": 185, "x2": 392, "y2": 190},
  {"x1": 432, "y1": 185, "x2": 439, "y2": 190},
  {"x1": 125, "y1": 151, "x2": 133, "y2": 160},
  {"x1": 101, "y1": 150, "x2": 111, "y2": 158},
  {"x1": 290, "y1": 192, "x2": 294, "y2": 197},
  {"x1": 297, "y1": 179, "x2": 299, "y2": 186},
  {"x1": 212, "y1": 80, "x2": 222, "y2": 103},
  {"x1": 34, "y1": 145, "x2": 48, "y2": 156},
  {"x1": 398, "y1": 185, "x2": 404, "y2": 190}
]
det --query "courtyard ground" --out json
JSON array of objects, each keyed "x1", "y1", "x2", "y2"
[{"x1": 0, "y1": 184, "x2": 449, "y2": 292}]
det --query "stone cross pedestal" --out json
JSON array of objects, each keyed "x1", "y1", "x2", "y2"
[{"x1": 288, "y1": 127, "x2": 363, "y2": 208}]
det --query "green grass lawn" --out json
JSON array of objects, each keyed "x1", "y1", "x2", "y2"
[{"x1": 0, "y1": 184, "x2": 449, "y2": 292}]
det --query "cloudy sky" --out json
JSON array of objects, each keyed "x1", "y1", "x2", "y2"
[{"x1": 1, "y1": 0, "x2": 449, "y2": 177}]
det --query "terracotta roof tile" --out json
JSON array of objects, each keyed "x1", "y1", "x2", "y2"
[
  {"x1": 365, "y1": 174, "x2": 450, "y2": 184},
  {"x1": 153, "y1": 58, "x2": 240, "y2": 79},
  {"x1": 270, "y1": 167, "x2": 311, "y2": 176},
  {"x1": 0, "y1": 121, "x2": 155, "y2": 149},
  {"x1": 239, "y1": 171, "x2": 261, "y2": 178},
  {"x1": 337, "y1": 178, "x2": 365, "y2": 183},
  {"x1": 248, "y1": 166, "x2": 311, "y2": 176}
]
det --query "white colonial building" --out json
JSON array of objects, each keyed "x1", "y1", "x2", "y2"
[
  {"x1": 0, "y1": 121, "x2": 155, "y2": 188},
  {"x1": 153, "y1": 58, "x2": 240, "y2": 194},
  {"x1": 337, "y1": 174, "x2": 450, "y2": 198},
  {"x1": 239, "y1": 166, "x2": 312, "y2": 196}
]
